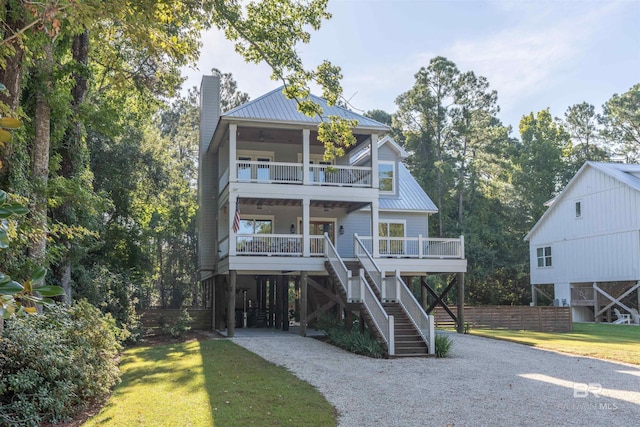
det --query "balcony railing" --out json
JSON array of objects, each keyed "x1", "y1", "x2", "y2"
[
  {"x1": 309, "y1": 164, "x2": 371, "y2": 187},
  {"x1": 236, "y1": 234, "x2": 303, "y2": 256},
  {"x1": 233, "y1": 161, "x2": 372, "y2": 187},
  {"x1": 358, "y1": 235, "x2": 465, "y2": 259}
]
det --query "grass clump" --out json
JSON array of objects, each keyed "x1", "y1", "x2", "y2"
[
  {"x1": 85, "y1": 339, "x2": 336, "y2": 426},
  {"x1": 317, "y1": 314, "x2": 384, "y2": 358},
  {"x1": 471, "y1": 322, "x2": 640, "y2": 365},
  {"x1": 434, "y1": 333, "x2": 453, "y2": 358}
]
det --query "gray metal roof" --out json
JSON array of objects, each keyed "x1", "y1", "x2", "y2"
[
  {"x1": 379, "y1": 163, "x2": 438, "y2": 212},
  {"x1": 588, "y1": 161, "x2": 640, "y2": 192},
  {"x1": 222, "y1": 86, "x2": 389, "y2": 130}
]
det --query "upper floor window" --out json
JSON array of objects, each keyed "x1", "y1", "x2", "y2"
[
  {"x1": 575, "y1": 201, "x2": 582, "y2": 218},
  {"x1": 379, "y1": 161, "x2": 395, "y2": 193},
  {"x1": 536, "y1": 246, "x2": 552, "y2": 268}
]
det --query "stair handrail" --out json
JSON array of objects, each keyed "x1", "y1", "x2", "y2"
[
  {"x1": 395, "y1": 271, "x2": 435, "y2": 355},
  {"x1": 353, "y1": 234, "x2": 384, "y2": 295},
  {"x1": 323, "y1": 233, "x2": 352, "y2": 300},
  {"x1": 359, "y1": 269, "x2": 394, "y2": 355}
]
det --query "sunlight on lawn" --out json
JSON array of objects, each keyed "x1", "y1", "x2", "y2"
[
  {"x1": 471, "y1": 323, "x2": 640, "y2": 365},
  {"x1": 84, "y1": 339, "x2": 335, "y2": 427}
]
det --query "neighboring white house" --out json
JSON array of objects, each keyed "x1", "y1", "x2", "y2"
[
  {"x1": 198, "y1": 76, "x2": 467, "y2": 355},
  {"x1": 526, "y1": 161, "x2": 640, "y2": 323}
]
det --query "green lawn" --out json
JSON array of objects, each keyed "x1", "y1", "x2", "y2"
[
  {"x1": 84, "y1": 339, "x2": 336, "y2": 426},
  {"x1": 471, "y1": 322, "x2": 640, "y2": 365}
]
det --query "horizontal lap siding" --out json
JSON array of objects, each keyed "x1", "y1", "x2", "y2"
[{"x1": 433, "y1": 306, "x2": 572, "y2": 332}]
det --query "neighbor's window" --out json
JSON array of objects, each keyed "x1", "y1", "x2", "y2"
[
  {"x1": 536, "y1": 246, "x2": 552, "y2": 267},
  {"x1": 575, "y1": 201, "x2": 581, "y2": 218},
  {"x1": 379, "y1": 162, "x2": 395, "y2": 193}
]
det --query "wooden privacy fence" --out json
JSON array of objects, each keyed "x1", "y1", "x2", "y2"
[
  {"x1": 139, "y1": 308, "x2": 212, "y2": 331},
  {"x1": 433, "y1": 306, "x2": 572, "y2": 332}
]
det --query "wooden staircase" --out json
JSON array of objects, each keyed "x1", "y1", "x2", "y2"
[
  {"x1": 383, "y1": 303, "x2": 428, "y2": 356},
  {"x1": 327, "y1": 260, "x2": 430, "y2": 357}
]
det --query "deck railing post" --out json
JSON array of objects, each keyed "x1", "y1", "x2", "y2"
[
  {"x1": 418, "y1": 234, "x2": 423, "y2": 258},
  {"x1": 459, "y1": 235, "x2": 465, "y2": 259},
  {"x1": 388, "y1": 315, "x2": 395, "y2": 356},
  {"x1": 346, "y1": 270, "x2": 352, "y2": 302}
]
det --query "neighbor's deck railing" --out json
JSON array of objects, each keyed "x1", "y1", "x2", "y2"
[
  {"x1": 235, "y1": 234, "x2": 302, "y2": 256},
  {"x1": 359, "y1": 235, "x2": 465, "y2": 259}
]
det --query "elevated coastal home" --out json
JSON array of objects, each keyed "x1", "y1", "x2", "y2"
[
  {"x1": 198, "y1": 76, "x2": 467, "y2": 355},
  {"x1": 526, "y1": 162, "x2": 640, "y2": 324}
]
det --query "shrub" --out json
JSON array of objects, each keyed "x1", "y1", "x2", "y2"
[
  {"x1": 163, "y1": 308, "x2": 193, "y2": 338},
  {"x1": 0, "y1": 300, "x2": 124, "y2": 426},
  {"x1": 316, "y1": 313, "x2": 384, "y2": 358},
  {"x1": 434, "y1": 333, "x2": 453, "y2": 358}
]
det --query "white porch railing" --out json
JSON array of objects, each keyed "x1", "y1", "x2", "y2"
[
  {"x1": 360, "y1": 270, "x2": 394, "y2": 355},
  {"x1": 237, "y1": 161, "x2": 303, "y2": 184},
  {"x1": 236, "y1": 234, "x2": 302, "y2": 256},
  {"x1": 324, "y1": 234, "x2": 394, "y2": 355},
  {"x1": 310, "y1": 235, "x2": 325, "y2": 257},
  {"x1": 309, "y1": 164, "x2": 372, "y2": 187},
  {"x1": 354, "y1": 234, "x2": 384, "y2": 295},
  {"x1": 359, "y1": 235, "x2": 465, "y2": 259},
  {"x1": 394, "y1": 271, "x2": 435, "y2": 355}
]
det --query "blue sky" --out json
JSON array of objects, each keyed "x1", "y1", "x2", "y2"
[{"x1": 182, "y1": 0, "x2": 640, "y2": 135}]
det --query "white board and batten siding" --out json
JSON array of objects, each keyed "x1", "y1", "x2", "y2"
[{"x1": 529, "y1": 165, "x2": 640, "y2": 285}]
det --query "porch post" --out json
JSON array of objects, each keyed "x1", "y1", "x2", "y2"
[
  {"x1": 229, "y1": 195, "x2": 238, "y2": 256},
  {"x1": 593, "y1": 283, "x2": 600, "y2": 322},
  {"x1": 227, "y1": 271, "x2": 237, "y2": 337},
  {"x1": 229, "y1": 123, "x2": 237, "y2": 183},
  {"x1": 300, "y1": 271, "x2": 308, "y2": 336},
  {"x1": 215, "y1": 275, "x2": 226, "y2": 330},
  {"x1": 302, "y1": 198, "x2": 310, "y2": 257},
  {"x1": 371, "y1": 133, "x2": 378, "y2": 189},
  {"x1": 456, "y1": 272, "x2": 465, "y2": 334},
  {"x1": 421, "y1": 274, "x2": 428, "y2": 310},
  {"x1": 282, "y1": 275, "x2": 290, "y2": 331},
  {"x1": 371, "y1": 199, "x2": 380, "y2": 257},
  {"x1": 531, "y1": 284, "x2": 537, "y2": 306},
  {"x1": 302, "y1": 129, "x2": 310, "y2": 185}
]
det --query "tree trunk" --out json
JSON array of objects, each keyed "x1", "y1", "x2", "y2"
[
  {"x1": 29, "y1": 42, "x2": 54, "y2": 264},
  {"x1": 54, "y1": 30, "x2": 90, "y2": 303}
]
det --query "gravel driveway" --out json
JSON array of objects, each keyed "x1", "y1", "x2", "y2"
[{"x1": 231, "y1": 331, "x2": 640, "y2": 426}]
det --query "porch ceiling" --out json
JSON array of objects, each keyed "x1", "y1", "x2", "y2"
[
  {"x1": 238, "y1": 198, "x2": 368, "y2": 211},
  {"x1": 236, "y1": 125, "x2": 370, "y2": 152}
]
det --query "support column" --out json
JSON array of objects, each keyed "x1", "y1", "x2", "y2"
[
  {"x1": 302, "y1": 129, "x2": 310, "y2": 185},
  {"x1": 229, "y1": 123, "x2": 237, "y2": 182},
  {"x1": 594, "y1": 283, "x2": 600, "y2": 323},
  {"x1": 229, "y1": 195, "x2": 238, "y2": 256},
  {"x1": 531, "y1": 284, "x2": 538, "y2": 306},
  {"x1": 371, "y1": 133, "x2": 378, "y2": 189},
  {"x1": 227, "y1": 271, "x2": 237, "y2": 337},
  {"x1": 210, "y1": 278, "x2": 216, "y2": 331},
  {"x1": 300, "y1": 271, "x2": 308, "y2": 336},
  {"x1": 421, "y1": 275, "x2": 428, "y2": 310},
  {"x1": 269, "y1": 276, "x2": 275, "y2": 327},
  {"x1": 456, "y1": 272, "x2": 465, "y2": 334},
  {"x1": 282, "y1": 276, "x2": 290, "y2": 331},
  {"x1": 371, "y1": 199, "x2": 380, "y2": 257},
  {"x1": 215, "y1": 275, "x2": 226, "y2": 330},
  {"x1": 302, "y1": 198, "x2": 310, "y2": 257}
]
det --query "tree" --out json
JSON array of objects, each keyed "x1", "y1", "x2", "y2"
[
  {"x1": 513, "y1": 109, "x2": 571, "y2": 228},
  {"x1": 561, "y1": 102, "x2": 609, "y2": 168},
  {"x1": 601, "y1": 83, "x2": 640, "y2": 162}
]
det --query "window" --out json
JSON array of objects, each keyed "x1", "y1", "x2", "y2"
[
  {"x1": 379, "y1": 220, "x2": 405, "y2": 255},
  {"x1": 536, "y1": 246, "x2": 552, "y2": 267},
  {"x1": 237, "y1": 150, "x2": 273, "y2": 181},
  {"x1": 238, "y1": 218, "x2": 272, "y2": 234},
  {"x1": 575, "y1": 201, "x2": 582, "y2": 218},
  {"x1": 379, "y1": 162, "x2": 395, "y2": 193}
]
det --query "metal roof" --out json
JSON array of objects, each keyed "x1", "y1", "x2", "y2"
[
  {"x1": 379, "y1": 163, "x2": 438, "y2": 212},
  {"x1": 588, "y1": 161, "x2": 640, "y2": 192},
  {"x1": 222, "y1": 86, "x2": 389, "y2": 130}
]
